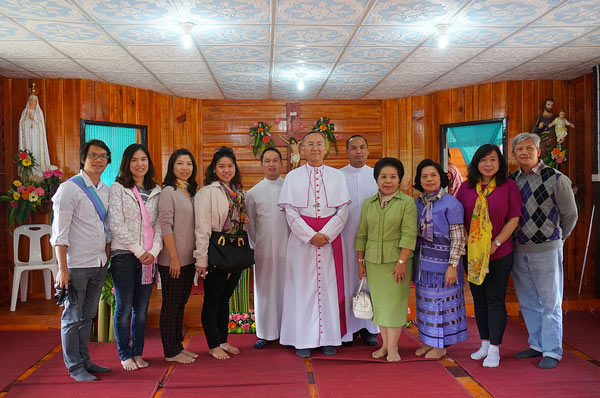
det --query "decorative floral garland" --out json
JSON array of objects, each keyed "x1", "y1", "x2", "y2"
[
  {"x1": 249, "y1": 121, "x2": 275, "y2": 157},
  {"x1": 312, "y1": 116, "x2": 338, "y2": 158}
]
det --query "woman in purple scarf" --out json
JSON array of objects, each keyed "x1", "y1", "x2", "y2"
[{"x1": 413, "y1": 159, "x2": 468, "y2": 359}]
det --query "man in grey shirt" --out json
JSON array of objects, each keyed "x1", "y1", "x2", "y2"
[
  {"x1": 51, "y1": 139, "x2": 112, "y2": 381},
  {"x1": 509, "y1": 132, "x2": 578, "y2": 369}
]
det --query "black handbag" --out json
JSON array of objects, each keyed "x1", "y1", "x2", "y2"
[{"x1": 208, "y1": 230, "x2": 254, "y2": 272}]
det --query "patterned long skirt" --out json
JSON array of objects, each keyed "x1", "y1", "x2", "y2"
[{"x1": 415, "y1": 270, "x2": 468, "y2": 348}]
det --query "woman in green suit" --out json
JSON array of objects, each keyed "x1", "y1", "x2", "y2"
[{"x1": 355, "y1": 157, "x2": 417, "y2": 362}]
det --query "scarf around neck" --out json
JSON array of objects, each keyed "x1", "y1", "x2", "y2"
[
  {"x1": 219, "y1": 181, "x2": 246, "y2": 234},
  {"x1": 467, "y1": 178, "x2": 496, "y2": 285},
  {"x1": 378, "y1": 190, "x2": 396, "y2": 209},
  {"x1": 418, "y1": 188, "x2": 446, "y2": 242}
]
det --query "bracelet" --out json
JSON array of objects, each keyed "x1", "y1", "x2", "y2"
[
  {"x1": 358, "y1": 259, "x2": 364, "y2": 263},
  {"x1": 397, "y1": 259, "x2": 405, "y2": 264}
]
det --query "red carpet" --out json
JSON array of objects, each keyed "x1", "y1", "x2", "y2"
[
  {"x1": 446, "y1": 317, "x2": 600, "y2": 398},
  {"x1": 190, "y1": 282, "x2": 204, "y2": 295},
  {"x1": 312, "y1": 356, "x2": 470, "y2": 397},
  {"x1": 6, "y1": 329, "x2": 169, "y2": 398},
  {"x1": 161, "y1": 334, "x2": 308, "y2": 397},
  {"x1": 0, "y1": 330, "x2": 60, "y2": 391},
  {"x1": 563, "y1": 310, "x2": 600, "y2": 361},
  {"x1": 311, "y1": 327, "x2": 435, "y2": 362}
]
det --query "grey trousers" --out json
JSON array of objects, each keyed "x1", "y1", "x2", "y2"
[{"x1": 61, "y1": 265, "x2": 107, "y2": 374}]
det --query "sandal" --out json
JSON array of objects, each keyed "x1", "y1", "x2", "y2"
[{"x1": 253, "y1": 340, "x2": 269, "y2": 349}]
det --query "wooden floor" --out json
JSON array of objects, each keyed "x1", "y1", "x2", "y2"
[{"x1": 0, "y1": 284, "x2": 599, "y2": 398}]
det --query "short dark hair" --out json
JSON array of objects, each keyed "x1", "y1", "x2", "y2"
[
  {"x1": 543, "y1": 97, "x2": 554, "y2": 105},
  {"x1": 373, "y1": 157, "x2": 404, "y2": 182},
  {"x1": 467, "y1": 144, "x2": 508, "y2": 188},
  {"x1": 204, "y1": 146, "x2": 243, "y2": 189},
  {"x1": 346, "y1": 135, "x2": 368, "y2": 149},
  {"x1": 301, "y1": 131, "x2": 326, "y2": 145},
  {"x1": 260, "y1": 147, "x2": 282, "y2": 162},
  {"x1": 413, "y1": 159, "x2": 449, "y2": 193},
  {"x1": 115, "y1": 144, "x2": 157, "y2": 190},
  {"x1": 79, "y1": 139, "x2": 111, "y2": 169},
  {"x1": 162, "y1": 148, "x2": 198, "y2": 196}
]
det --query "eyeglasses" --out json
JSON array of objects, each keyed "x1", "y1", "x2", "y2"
[
  {"x1": 87, "y1": 153, "x2": 109, "y2": 161},
  {"x1": 304, "y1": 143, "x2": 325, "y2": 148}
]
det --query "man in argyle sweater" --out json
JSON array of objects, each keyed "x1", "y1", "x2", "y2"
[{"x1": 509, "y1": 132, "x2": 578, "y2": 369}]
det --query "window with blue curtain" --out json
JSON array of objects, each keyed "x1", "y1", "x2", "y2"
[
  {"x1": 84, "y1": 124, "x2": 138, "y2": 187},
  {"x1": 447, "y1": 122, "x2": 503, "y2": 166}
]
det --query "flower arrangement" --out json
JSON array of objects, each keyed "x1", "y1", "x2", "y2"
[
  {"x1": 1, "y1": 179, "x2": 45, "y2": 228},
  {"x1": 249, "y1": 121, "x2": 275, "y2": 157},
  {"x1": 41, "y1": 166, "x2": 64, "y2": 198},
  {"x1": 101, "y1": 269, "x2": 115, "y2": 309},
  {"x1": 312, "y1": 117, "x2": 338, "y2": 158},
  {"x1": 14, "y1": 149, "x2": 37, "y2": 181},
  {"x1": 228, "y1": 308, "x2": 256, "y2": 334},
  {"x1": 544, "y1": 143, "x2": 567, "y2": 168}
]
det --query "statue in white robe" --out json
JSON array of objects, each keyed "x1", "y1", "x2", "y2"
[
  {"x1": 19, "y1": 94, "x2": 50, "y2": 176},
  {"x1": 277, "y1": 132, "x2": 350, "y2": 356}
]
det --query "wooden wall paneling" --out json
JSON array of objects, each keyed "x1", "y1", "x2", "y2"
[
  {"x1": 411, "y1": 95, "x2": 426, "y2": 192},
  {"x1": 45, "y1": 79, "x2": 66, "y2": 172},
  {"x1": 537, "y1": 80, "x2": 554, "y2": 107},
  {"x1": 171, "y1": 97, "x2": 188, "y2": 162},
  {"x1": 422, "y1": 94, "x2": 435, "y2": 161},
  {"x1": 437, "y1": 89, "x2": 452, "y2": 125},
  {"x1": 553, "y1": 80, "x2": 569, "y2": 116},
  {"x1": 398, "y1": 97, "x2": 413, "y2": 195},
  {"x1": 492, "y1": 81, "x2": 507, "y2": 119},
  {"x1": 506, "y1": 81, "x2": 522, "y2": 169},
  {"x1": 521, "y1": 80, "x2": 537, "y2": 133},
  {"x1": 63, "y1": 79, "x2": 81, "y2": 176},
  {"x1": 147, "y1": 93, "x2": 163, "y2": 179},
  {"x1": 94, "y1": 81, "x2": 110, "y2": 122},
  {"x1": 0, "y1": 78, "x2": 8, "y2": 302},
  {"x1": 478, "y1": 83, "x2": 493, "y2": 120},
  {"x1": 472, "y1": 85, "x2": 480, "y2": 120},
  {"x1": 162, "y1": 95, "x2": 174, "y2": 168},
  {"x1": 451, "y1": 87, "x2": 465, "y2": 123},
  {"x1": 382, "y1": 99, "x2": 399, "y2": 159},
  {"x1": 464, "y1": 86, "x2": 474, "y2": 122},
  {"x1": 122, "y1": 85, "x2": 136, "y2": 124},
  {"x1": 80, "y1": 79, "x2": 95, "y2": 121},
  {"x1": 110, "y1": 84, "x2": 123, "y2": 124},
  {"x1": 430, "y1": 92, "x2": 440, "y2": 162},
  {"x1": 185, "y1": 98, "x2": 200, "y2": 182},
  {"x1": 196, "y1": 100, "x2": 204, "y2": 178}
]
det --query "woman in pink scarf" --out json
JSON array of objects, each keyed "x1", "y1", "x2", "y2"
[{"x1": 108, "y1": 144, "x2": 162, "y2": 371}]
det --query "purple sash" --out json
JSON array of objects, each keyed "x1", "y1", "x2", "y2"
[{"x1": 301, "y1": 215, "x2": 347, "y2": 338}]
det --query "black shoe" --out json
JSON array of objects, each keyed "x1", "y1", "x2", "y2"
[
  {"x1": 342, "y1": 341, "x2": 354, "y2": 347},
  {"x1": 538, "y1": 357, "x2": 559, "y2": 369},
  {"x1": 359, "y1": 329, "x2": 379, "y2": 346},
  {"x1": 320, "y1": 346, "x2": 337, "y2": 355},
  {"x1": 296, "y1": 349, "x2": 312, "y2": 358},
  {"x1": 253, "y1": 339, "x2": 269, "y2": 349},
  {"x1": 85, "y1": 363, "x2": 110, "y2": 373},
  {"x1": 515, "y1": 348, "x2": 543, "y2": 358}
]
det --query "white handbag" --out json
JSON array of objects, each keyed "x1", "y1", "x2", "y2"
[{"x1": 352, "y1": 278, "x2": 373, "y2": 320}]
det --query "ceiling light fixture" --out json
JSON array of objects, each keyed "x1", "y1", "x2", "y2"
[
  {"x1": 437, "y1": 24, "x2": 449, "y2": 49},
  {"x1": 181, "y1": 22, "x2": 194, "y2": 48},
  {"x1": 296, "y1": 73, "x2": 305, "y2": 91}
]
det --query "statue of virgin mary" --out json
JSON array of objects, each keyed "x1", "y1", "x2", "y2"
[{"x1": 19, "y1": 93, "x2": 50, "y2": 176}]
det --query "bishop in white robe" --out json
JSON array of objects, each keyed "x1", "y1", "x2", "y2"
[
  {"x1": 340, "y1": 135, "x2": 380, "y2": 344},
  {"x1": 246, "y1": 148, "x2": 289, "y2": 346},
  {"x1": 277, "y1": 132, "x2": 350, "y2": 357}
]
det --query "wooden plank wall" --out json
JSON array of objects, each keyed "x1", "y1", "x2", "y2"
[{"x1": 0, "y1": 75, "x2": 595, "y2": 303}]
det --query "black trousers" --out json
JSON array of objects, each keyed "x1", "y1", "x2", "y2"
[
  {"x1": 158, "y1": 263, "x2": 195, "y2": 357},
  {"x1": 468, "y1": 252, "x2": 513, "y2": 345},
  {"x1": 201, "y1": 269, "x2": 242, "y2": 349}
]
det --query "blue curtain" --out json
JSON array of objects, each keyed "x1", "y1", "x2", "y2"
[
  {"x1": 85, "y1": 124, "x2": 138, "y2": 186},
  {"x1": 447, "y1": 122, "x2": 503, "y2": 166}
]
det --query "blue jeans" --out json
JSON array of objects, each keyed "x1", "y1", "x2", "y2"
[
  {"x1": 512, "y1": 248, "x2": 564, "y2": 360},
  {"x1": 111, "y1": 253, "x2": 154, "y2": 361},
  {"x1": 61, "y1": 265, "x2": 107, "y2": 374}
]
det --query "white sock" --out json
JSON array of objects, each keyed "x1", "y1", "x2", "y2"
[
  {"x1": 471, "y1": 340, "x2": 490, "y2": 360},
  {"x1": 483, "y1": 345, "x2": 500, "y2": 367}
]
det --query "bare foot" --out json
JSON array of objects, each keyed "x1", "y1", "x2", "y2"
[
  {"x1": 425, "y1": 348, "x2": 447, "y2": 359},
  {"x1": 372, "y1": 347, "x2": 388, "y2": 359},
  {"x1": 121, "y1": 358, "x2": 139, "y2": 371},
  {"x1": 165, "y1": 352, "x2": 195, "y2": 364},
  {"x1": 181, "y1": 349, "x2": 199, "y2": 358},
  {"x1": 220, "y1": 342, "x2": 240, "y2": 355},
  {"x1": 133, "y1": 356, "x2": 149, "y2": 368},
  {"x1": 209, "y1": 347, "x2": 230, "y2": 360},
  {"x1": 415, "y1": 345, "x2": 433, "y2": 357},
  {"x1": 386, "y1": 351, "x2": 401, "y2": 362}
]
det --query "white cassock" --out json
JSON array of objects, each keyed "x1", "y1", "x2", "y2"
[
  {"x1": 340, "y1": 164, "x2": 380, "y2": 341},
  {"x1": 246, "y1": 177, "x2": 289, "y2": 341},
  {"x1": 277, "y1": 164, "x2": 350, "y2": 349}
]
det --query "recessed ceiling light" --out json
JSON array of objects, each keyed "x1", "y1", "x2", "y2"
[
  {"x1": 296, "y1": 73, "x2": 305, "y2": 91},
  {"x1": 437, "y1": 24, "x2": 450, "y2": 49},
  {"x1": 181, "y1": 22, "x2": 194, "y2": 48}
]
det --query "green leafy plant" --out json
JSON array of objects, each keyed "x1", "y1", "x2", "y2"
[
  {"x1": 312, "y1": 117, "x2": 338, "y2": 158},
  {"x1": 249, "y1": 121, "x2": 275, "y2": 157}
]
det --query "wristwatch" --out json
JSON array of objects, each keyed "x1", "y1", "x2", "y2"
[{"x1": 494, "y1": 240, "x2": 502, "y2": 247}]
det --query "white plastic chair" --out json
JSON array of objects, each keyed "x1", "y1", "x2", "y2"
[{"x1": 10, "y1": 224, "x2": 58, "y2": 311}]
